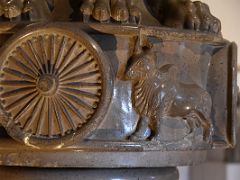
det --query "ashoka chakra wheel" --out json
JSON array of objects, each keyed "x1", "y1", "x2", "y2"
[{"x1": 0, "y1": 24, "x2": 112, "y2": 146}]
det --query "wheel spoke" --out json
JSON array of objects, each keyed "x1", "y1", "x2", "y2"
[
  {"x1": 60, "y1": 58, "x2": 94, "y2": 80},
  {"x1": 0, "y1": 80, "x2": 35, "y2": 87},
  {"x1": 58, "y1": 41, "x2": 77, "y2": 74},
  {"x1": 61, "y1": 70, "x2": 100, "y2": 83},
  {"x1": 58, "y1": 93, "x2": 85, "y2": 121},
  {"x1": 23, "y1": 97, "x2": 43, "y2": 132},
  {"x1": 36, "y1": 97, "x2": 46, "y2": 135},
  {"x1": 39, "y1": 36, "x2": 48, "y2": 73},
  {"x1": 50, "y1": 35, "x2": 55, "y2": 74},
  {"x1": 54, "y1": 36, "x2": 67, "y2": 73},
  {"x1": 10, "y1": 56, "x2": 37, "y2": 78},
  {"x1": 60, "y1": 82, "x2": 101, "y2": 89},
  {"x1": 13, "y1": 92, "x2": 39, "y2": 123},
  {"x1": 5, "y1": 90, "x2": 37, "y2": 112},
  {"x1": 59, "y1": 90, "x2": 94, "y2": 113},
  {"x1": 27, "y1": 40, "x2": 44, "y2": 73},
  {"x1": 17, "y1": 47, "x2": 40, "y2": 73},
  {"x1": 48, "y1": 98, "x2": 53, "y2": 137},
  {"x1": 52, "y1": 97, "x2": 65, "y2": 136},
  {"x1": 60, "y1": 87, "x2": 100, "y2": 101},
  {"x1": 3, "y1": 67, "x2": 35, "y2": 81},
  {"x1": 1, "y1": 87, "x2": 35, "y2": 98},
  {"x1": 55, "y1": 96, "x2": 77, "y2": 131},
  {"x1": 59, "y1": 49, "x2": 88, "y2": 78}
]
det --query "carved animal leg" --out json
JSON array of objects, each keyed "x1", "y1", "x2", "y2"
[
  {"x1": 148, "y1": 116, "x2": 158, "y2": 140},
  {"x1": 155, "y1": 0, "x2": 221, "y2": 33},
  {"x1": 193, "y1": 1, "x2": 221, "y2": 33},
  {"x1": 128, "y1": 116, "x2": 151, "y2": 141},
  {"x1": 22, "y1": 0, "x2": 31, "y2": 14},
  {"x1": 111, "y1": 0, "x2": 141, "y2": 23},
  {"x1": 111, "y1": 0, "x2": 129, "y2": 22},
  {"x1": 195, "y1": 114, "x2": 212, "y2": 143},
  {"x1": 81, "y1": 0, "x2": 141, "y2": 24},
  {"x1": 92, "y1": 0, "x2": 110, "y2": 22},
  {"x1": 184, "y1": 1, "x2": 201, "y2": 31},
  {"x1": 2, "y1": 0, "x2": 24, "y2": 20},
  {"x1": 127, "y1": 0, "x2": 141, "y2": 24},
  {"x1": 81, "y1": 0, "x2": 110, "y2": 22},
  {"x1": 80, "y1": 0, "x2": 95, "y2": 22}
]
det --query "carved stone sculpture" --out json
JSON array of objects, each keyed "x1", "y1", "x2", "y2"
[
  {"x1": 0, "y1": 0, "x2": 221, "y2": 33},
  {"x1": 0, "y1": 0, "x2": 53, "y2": 20},
  {"x1": 0, "y1": 1, "x2": 237, "y2": 179},
  {"x1": 80, "y1": 0, "x2": 221, "y2": 33},
  {"x1": 0, "y1": 0, "x2": 27, "y2": 19},
  {"x1": 125, "y1": 47, "x2": 212, "y2": 141}
]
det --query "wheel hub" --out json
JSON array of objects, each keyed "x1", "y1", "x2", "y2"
[{"x1": 37, "y1": 75, "x2": 58, "y2": 96}]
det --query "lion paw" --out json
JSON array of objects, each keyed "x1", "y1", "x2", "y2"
[
  {"x1": 184, "y1": 1, "x2": 221, "y2": 33},
  {"x1": 80, "y1": 0, "x2": 141, "y2": 24},
  {"x1": 111, "y1": 0, "x2": 129, "y2": 22},
  {"x1": 0, "y1": 0, "x2": 23, "y2": 19},
  {"x1": 193, "y1": 1, "x2": 221, "y2": 33},
  {"x1": 162, "y1": 0, "x2": 221, "y2": 34}
]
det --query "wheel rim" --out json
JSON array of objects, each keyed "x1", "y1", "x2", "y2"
[{"x1": 0, "y1": 25, "x2": 110, "y2": 144}]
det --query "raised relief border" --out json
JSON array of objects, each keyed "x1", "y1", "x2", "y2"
[
  {"x1": 0, "y1": 0, "x2": 236, "y2": 168},
  {"x1": 125, "y1": 45, "x2": 212, "y2": 143}
]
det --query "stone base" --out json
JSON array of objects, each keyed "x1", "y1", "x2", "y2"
[
  {"x1": 0, "y1": 167, "x2": 179, "y2": 180},
  {"x1": 0, "y1": 138, "x2": 207, "y2": 168}
]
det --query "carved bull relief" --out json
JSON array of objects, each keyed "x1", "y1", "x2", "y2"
[{"x1": 125, "y1": 47, "x2": 213, "y2": 142}]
